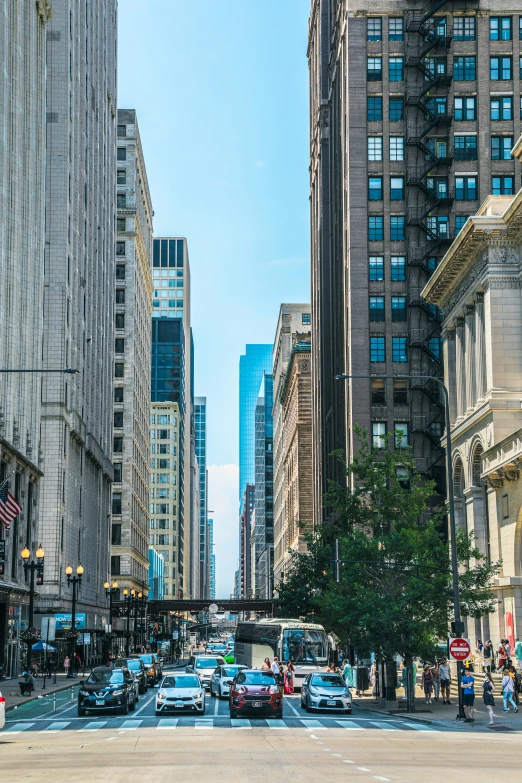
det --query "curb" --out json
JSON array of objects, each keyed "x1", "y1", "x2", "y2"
[
  {"x1": 4, "y1": 680, "x2": 79, "y2": 713},
  {"x1": 353, "y1": 698, "x2": 460, "y2": 728}
]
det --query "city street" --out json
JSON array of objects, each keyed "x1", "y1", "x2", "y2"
[{"x1": 2, "y1": 686, "x2": 521, "y2": 781}]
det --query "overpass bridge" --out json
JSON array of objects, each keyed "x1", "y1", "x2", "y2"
[{"x1": 114, "y1": 598, "x2": 275, "y2": 616}]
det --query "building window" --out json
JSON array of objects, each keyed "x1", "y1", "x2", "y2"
[
  {"x1": 115, "y1": 338, "x2": 125, "y2": 354},
  {"x1": 371, "y1": 378, "x2": 386, "y2": 405},
  {"x1": 520, "y1": 56, "x2": 522, "y2": 80},
  {"x1": 367, "y1": 57, "x2": 382, "y2": 81},
  {"x1": 391, "y1": 256, "x2": 406, "y2": 281},
  {"x1": 455, "y1": 176, "x2": 477, "y2": 201},
  {"x1": 388, "y1": 17, "x2": 403, "y2": 41},
  {"x1": 492, "y1": 176, "x2": 514, "y2": 195},
  {"x1": 113, "y1": 437, "x2": 123, "y2": 453},
  {"x1": 369, "y1": 256, "x2": 384, "y2": 281},
  {"x1": 115, "y1": 313, "x2": 125, "y2": 330},
  {"x1": 391, "y1": 296, "x2": 407, "y2": 322},
  {"x1": 368, "y1": 136, "x2": 383, "y2": 160},
  {"x1": 389, "y1": 136, "x2": 404, "y2": 161},
  {"x1": 426, "y1": 215, "x2": 449, "y2": 239},
  {"x1": 454, "y1": 97, "x2": 476, "y2": 121},
  {"x1": 116, "y1": 241, "x2": 125, "y2": 256},
  {"x1": 502, "y1": 494, "x2": 509, "y2": 518},
  {"x1": 111, "y1": 524, "x2": 122, "y2": 546},
  {"x1": 390, "y1": 215, "x2": 405, "y2": 241},
  {"x1": 393, "y1": 379, "x2": 407, "y2": 405},
  {"x1": 369, "y1": 176, "x2": 383, "y2": 200},
  {"x1": 114, "y1": 411, "x2": 123, "y2": 428},
  {"x1": 369, "y1": 296, "x2": 385, "y2": 322},
  {"x1": 112, "y1": 492, "x2": 122, "y2": 515},
  {"x1": 490, "y1": 56, "x2": 512, "y2": 80},
  {"x1": 428, "y1": 337, "x2": 442, "y2": 361},
  {"x1": 114, "y1": 386, "x2": 123, "y2": 403},
  {"x1": 114, "y1": 363, "x2": 124, "y2": 378},
  {"x1": 113, "y1": 462, "x2": 122, "y2": 482},
  {"x1": 117, "y1": 170, "x2": 126, "y2": 185},
  {"x1": 117, "y1": 147, "x2": 126, "y2": 161},
  {"x1": 158, "y1": 429, "x2": 170, "y2": 439},
  {"x1": 117, "y1": 193, "x2": 126, "y2": 208},
  {"x1": 367, "y1": 97, "x2": 383, "y2": 121},
  {"x1": 117, "y1": 218, "x2": 126, "y2": 233},
  {"x1": 117, "y1": 124, "x2": 127, "y2": 137},
  {"x1": 111, "y1": 556, "x2": 121, "y2": 575},
  {"x1": 392, "y1": 337, "x2": 407, "y2": 362},
  {"x1": 389, "y1": 57, "x2": 404, "y2": 82},
  {"x1": 390, "y1": 177, "x2": 404, "y2": 200},
  {"x1": 302, "y1": 313, "x2": 311, "y2": 325},
  {"x1": 368, "y1": 216, "x2": 384, "y2": 241},
  {"x1": 116, "y1": 265, "x2": 125, "y2": 281},
  {"x1": 367, "y1": 17, "x2": 382, "y2": 41},
  {"x1": 454, "y1": 56, "x2": 476, "y2": 81},
  {"x1": 491, "y1": 136, "x2": 513, "y2": 160},
  {"x1": 454, "y1": 135, "x2": 477, "y2": 160},
  {"x1": 394, "y1": 422, "x2": 409, "y2": 449},
  {"x1": 370, "y1": 337, "x2": 386, "y2": 363},
  {"x1": 455, "y1": 215, "x2": 468, "y2": 234},
  {"x1": 116, "y1": 288, "x2": 125, "y2": 304},
  {"x1": 454, "y1": 16, "x2": 475, "y2": 41},
  {"x1": 491, "y1": 97, "x2": 512, "y2": 121},
  {"x1": 389, "y1": 97, "x2": 404, "y2": 122},
  {"x1": 157, "y1": 415, "x2": 170, "y2": 425},
  {"x1": 372, "y1": 422, "x2": 386, "y2": 449},
  {"x1": 490, "y1": 17, "x2": 512, "y2": 41}
]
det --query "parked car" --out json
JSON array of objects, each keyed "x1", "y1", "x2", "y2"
[
  {"x1": 78, "y1": 667, "x2": 137, "y2": 716},
  {"x1": 0, "y1": 691, "x2": 5, "y2": 730},
  {"x1": 186, "y1": 655, "x2": 225, "y2": 690},
  {"x1": 113, "y1": 657, "x2": 148, "y2": 694},
  {"x1": 301, "y1": 672, "x2": 352, "y2": 714},
  {"x1": 229, "y1": 669, "x2": 283, "y2": 719},
  {"x1": 156, "y1": 673, "x2": 206, "y2": 716},
  {"x1": 210, "y1": 664, "x2": 247, "y2": 699},
  {"x1": 130, "y1": 653, "x2": 161, "y2": 685}
]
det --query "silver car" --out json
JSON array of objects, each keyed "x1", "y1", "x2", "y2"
[
  {"x1": 210, "y1": 664, "x2": 247, "y2": 699},
  {"x1": 155, "y1": 673, "x2": 206, "y2": 715},
  {"x1": 186, "y1": 655, "x2": 225, "y2": 690},
  {"x1": 301, "y1": 672, "x2": 352, "y2": 714}
]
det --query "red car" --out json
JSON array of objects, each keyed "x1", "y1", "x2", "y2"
[{"x1": 229, "y1": 668, "x2": 283, "y2": 719}]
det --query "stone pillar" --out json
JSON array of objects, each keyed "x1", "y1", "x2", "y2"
[
  {"x1": 455, "y1": 317, "x2": 466, "y2": 419},
  {"x1": 464, "y1": 487, "x2": 487, "y2": 565},
  {"x1": 465, "y1": 305, "x2": 476, "y2": 411},
  {"x1": 442, "y1": 329, "x2": 457, "y2": 426},
  {"x1": 474, "y1": 292, "x2": 487, "y2": 401}
]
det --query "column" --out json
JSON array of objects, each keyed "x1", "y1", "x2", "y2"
[
  {"x1": 442, "y1": 328, "x2": 457, "y2": 426},
  {"x1": 474, "y1": 292, "x2": 487, "y2": 401},
  {"x1": 455, "y1": 317, "x2": 466, "y2": 419},
  {"x1": 465, "y1": 305, "x2": 476, "y2": 411}
]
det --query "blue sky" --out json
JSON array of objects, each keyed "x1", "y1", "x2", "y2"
[{"x1": 118, "y1": 0, "x2": 310, "y2": 595}]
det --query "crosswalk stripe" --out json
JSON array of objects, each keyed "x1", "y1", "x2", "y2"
[
  {"x1": 119, "y1": 720, "x2": 142, "y2": 730},
  {"x1": 41, "y1": 722, "x2": 69, "y2": 733},
  {"x1": 6, "y1": 723, "x2": 35, "y2": 733},
  {"x1": 300, "y1": 720, "x2": 327, "y2": 730},
  {"x1": 195, "y1": 719, "x2": 213, "y2": 729},
  {"x1": 79, "y1": 721, "x2": 107, "y2": 732},
  {"x1": 335, "y1": 720, "x2": 365, "y2": 730},
  {"x1": 403, "y1": 722, "x2": 437, "y2": 732},
  {"x1": 157, "y1": 718, "x2": 178, "y2": 729},
  {"x1": 370, "y1": 721, "x2": 399, "y2": 731},
  {"x1": 266, "y1": 719, "x2": 288, "y2": 730},
  {"x1": 233, "y1": 719, "x2": 251, "y2": 729}
]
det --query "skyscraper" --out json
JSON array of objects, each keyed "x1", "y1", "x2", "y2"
[
  {"x1": 111, "y1": 110, "x2": 153, "y2": 597},
  {"x1": 38, "y1": 0, "x2": 117, "y2": 622},
  {"x1": 251, "y1": 373, "x2": 274, "y2": 598},
  {"x1": 208, "y1": 518, "x2": 216, "y2": 599},
  {"x1": 239, "y1": 483, "x2": 255, "y2": 598},
  {"x1": 195, "y1": 398, "x2": 209, "y2": 598},
  {"x1": 309, "y1": 0, "x2": 510, "y2": 523}
]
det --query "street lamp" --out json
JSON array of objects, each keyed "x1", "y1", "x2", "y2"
[
  {"x1": 21, "y1": 545, "x2": 45, "y2": 671},
  {"x1": 123, "y1": 588, "x2": 135, "y2": 656},
  {"x1": 104, "y1": 580, "x2": 119, "y2": 660},
  {"x1": 65, "y1": 563, "x2": 84, "y2": 677},
  {"x1": 335, "y1": 372, "x2": 465, "y2": 719}
]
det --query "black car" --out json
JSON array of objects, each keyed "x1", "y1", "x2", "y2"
[
  {"x1": 113, "y1": 658, "x2": 148, "y2": 694},
  {"x1": 78, "y1": 667, "x2": 137, "y2": 716}
]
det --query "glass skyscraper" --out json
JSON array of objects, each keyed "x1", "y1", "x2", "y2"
[{"x1": 239, "y1": 345, "x2": 273, "y2": 506}]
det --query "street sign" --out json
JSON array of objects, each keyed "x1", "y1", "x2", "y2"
[
  {"x1": 41, "y1": 616, "x2": 56, "y2": 642},
  {"x1": 172, "y1": 630, "x2": 179, "y2": 640},
  {"x1": 54, "y1": 612, "x2": 86, "y2": 630},
  {"x1": 209, "y1": 603, "x2": 218, "y2": 614},
  {"x1": 449, "y1": 637, "x2": 471, "y2": 661}
]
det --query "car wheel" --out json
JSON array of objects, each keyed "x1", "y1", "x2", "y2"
[
  {"x1": 344, "y1": 708, "x2": 352, "y2": 714},
  {"x1": 201, "y1": 705, "x2": 206, "y2": 715},
  {"x1": 275, "y1": 711, "x2": 283, "y2": 719},
  {"x1": 78, "y1": 707, "x2": 86, "y2": 717},
  {"x1": 122, "y1": 698, "x2": 129, "y2": 715},
  {"x1": 155, "y1": 711, "x2": 162, "y2": 717},
  {"x1": 129, "y1": 694, "x2": 136, "y2": 711},
  {"x1": 229, "y1": 711, "x2": 237, "y2": 719}
]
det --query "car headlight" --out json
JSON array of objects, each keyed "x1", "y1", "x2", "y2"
[
  {"x1": 158, "y1": 693, "x2": 164, "y2": 699},
  {"x1": 196, "y1": 692, "x2": 203, "y2": 699},
  {"x1": 309, "y1": 687, "x2": 319, "y2": 697},
  {"x1": 79, "y1": 689, "x2": 89, "y2": 696},
  {"x1": 343, "y1": 690, "x2": 351, "y2": 697},
  {"x1": 112, "y1": 689, "x2": 124, "y2": 696}
]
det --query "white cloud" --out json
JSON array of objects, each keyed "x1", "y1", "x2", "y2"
[
  {"x1": 253, "y1": 160, "x2": 266, "y2": 168},
  {"x1": 207, "y1": 464, "x2": 239, "y2": 598}
]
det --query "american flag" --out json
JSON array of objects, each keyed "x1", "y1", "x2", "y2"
[{"x1": 0, "y1": 478, "x2": 22, "y2": 530}]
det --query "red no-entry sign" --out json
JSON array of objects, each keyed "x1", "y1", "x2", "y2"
[{"x1": 449, "y1": 637, "x2": 471, "y2": 661}]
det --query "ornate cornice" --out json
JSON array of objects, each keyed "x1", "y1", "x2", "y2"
[{"x1": 36, "y1": 0, "x2": 52, "y2": 23}]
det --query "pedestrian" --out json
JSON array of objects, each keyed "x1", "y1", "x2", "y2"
[
  {"x1": 501, "y1": 667, "x2": 518, "y2": 713},
  {"x1": 461, "y1": 668, "x2": 475, "y2": 723},
  {"x1": 370, "y1": 662, "x2": 377, "y2": 697},
  {"x1": 64, "y1": 655, "x2": 71, "y2": 677},
  {"x1": 342, "y1": 658, "x2": 354, "y2": 689},
  {"x1": 482, "y1": 640, "x2": 493, "y2": 673},
  {"x1": 438, "y1": 657, "x2": 452, "y2": 704},
  {"x1": 515, "y1": 637, "x2": 522, "y2": 672},
  {"x1": 284, "y1": 662, "x2": 294, "y2": 694},
  {"x1": 508, "y1": 663, "x2": 521, "y2": 706},
  {"x1": 497, "y1": 640, "x2": 508, "y2": 673},
  {"x1": 18, "y1": 670, "x2": 35, "y2": 696},
  {"x1": 482, "y1": 672, "x2": 495, "y2": 726},
  {"x1": 325, "y1": 663, "x2": 336, "y2": 673},
  {"x1": 75, "y1": 653, "x2": 81, "y2": 675},
  {"x1": 421, "y1": 665, "x2": 434, "y2": 704},
  {"x1": 261, "y1": 657, "x2": 271, "y2": 671},
  {"x1": 271, "y1": 656, "x2": 282, "y2": 684},
  {"x1": 432, "y1": 662, "x2": 441, "y2": 701}
]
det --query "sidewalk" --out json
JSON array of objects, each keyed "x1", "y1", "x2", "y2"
[{"x1": 0, "y1": 672, "x2": 82, "y2": 713}]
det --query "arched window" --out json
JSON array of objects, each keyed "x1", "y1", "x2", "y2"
[
  {"x1": 453, "y1": 457, "x2": 464, "y2": 497},
  {"x1": 471, "y1": 443, "x2": 484, "y2": 487}
]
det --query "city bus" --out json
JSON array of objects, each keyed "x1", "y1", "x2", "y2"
[{"x1": 235, "y1": 618, "x2": 330, "y2": 689}]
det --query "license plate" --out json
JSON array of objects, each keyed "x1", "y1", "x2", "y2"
[
  {"x1": 327, "y1": 700, "x2": 336, "y2": 706},
  {"x1": 96, "y1": 700, "x2": 104, "y2": 706},
  {"x1": 175, "y1": 701, "x2": 185, "y2": 707},
  {"x1": 252, "y1": 701, "x2": 263, "y2": 708}
]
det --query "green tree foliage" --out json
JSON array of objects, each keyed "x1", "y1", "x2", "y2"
[{"x1": 276, "y1": 427, "x2": 499, "y2": 662}]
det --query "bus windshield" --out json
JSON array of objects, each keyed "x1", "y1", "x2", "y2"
[{"x1": 282, "y1": 629, "x2": 327, "y2": 663}]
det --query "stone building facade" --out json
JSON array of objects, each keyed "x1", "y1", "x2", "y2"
[
  {"x1": 110, "y1": 110, "x2": 153, "y2": 596},
  {"x1": 38, "y1": 0, "x2": 117, "y2": 626},
  {"x1": 272, "y1": 305, "x2": 311, "y2": 587},
  {"x1": 0, "y1": 0, "x2": 51, "y2": 678},
  {"x1": 423, "y1": 134, "x2": 522, "y2": 648}
]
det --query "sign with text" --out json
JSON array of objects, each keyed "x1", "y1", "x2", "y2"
[
  {"x1": 449, "y1": 637, "x2": 471, "y2": 661},
  {"x1": 54, "y1": 612, "x2": 86, "y2": 630}
]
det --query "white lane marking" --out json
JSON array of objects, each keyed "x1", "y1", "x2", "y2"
[
  {"x1": 336, "y1": 720, "x2": 365, "y2": 730},
  {"x1": 41, "y1": 721, "x2": 70, "y2": 733},
  {"x1": 6, "y1": 723, "x2": 35, "y2": 733},
  {"x1": 233, "y1": 719, "x2": 251, "y2": 729},
  {"x1": 266, "y1": 719, "x2": 288, "y2": 730},
  {"x1": 374, "y1": 778, "x2": 391, "y2": 782},
  {"x1": 213, "y1": 698, "x2": 219, "y2": 716},
  {"x1": 343, "y1": 760, "x2": 354, "y2": 764},
  {"x1": 286, "y1": 701, "x2": 300, "y2": 717},
  {"x1": 134, "y1": 693, "x2": 156, "y2": 715},
  {"x1": 332, "y1": 754, "x2": 342, "y2": 757},
  {"x1": 79, "y1": 721, "x2": 107, "y2": 732},
  {"x1": 301, "y1": 719, "x2": 327, "y2": 730},
  {"x1": 106, "y1": 737, "x2": 118, "y2": 741},
  {"x1": 195, "y1": 719, "x2": 213, "y2": 729},
  {"x1": 370, "y1": 722, "x2": 399, "y2": 731},
  {"x1": 357, "y1": 768, "x2": 371, "y2": 773},
  {"x1": 310, "y1": 734, "x2": 318, "y2": 738},
  {"x1": 403, "y1": 722, "x2": 437, "y2": 732},
  {"x1": 119, "y1": 720, "x2": 142, "y2": 730},
  {"x1": 157, "y1": 718, "x2": 178, "y2": 729},
  {"x1": 322, "y1": 748, "x2": 331, "y2": 752}
]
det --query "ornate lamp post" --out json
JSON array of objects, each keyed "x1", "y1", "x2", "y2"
[
  {"x1": 123, "y1": 588, "x2": 135, "y2": 656},
  {"x1": 65, "y1": 563, "x2": 84, "y2": 676},
  {"x1": 104, "y1": 580, "x2": 119, "y2": 660},
  {"x1": 21, "y1": 545, "x2": 45, "y2": 670}
]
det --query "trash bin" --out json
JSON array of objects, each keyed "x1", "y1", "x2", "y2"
[{"x1": 356, "y1": 666, "x2": 369, "y2": 693}]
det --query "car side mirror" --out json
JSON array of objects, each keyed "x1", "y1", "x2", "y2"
[{"x1": 80, "y1": 680, "x2": 85, "y2": 686}]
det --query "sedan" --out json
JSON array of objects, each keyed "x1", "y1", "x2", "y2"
[
  {"x1": 78, "y1": 667, "x2": 137, "y2": 716},
  {"x1": 229, "y1": 669, "x2": 283, "y2": 719},
  {"x1": 186, "y1": 655, "x2": 225, "y2": 690},
  {"x1": 130, "y1": 653, "x2": 160, "y2": 685},
  {"x1": 301, "y1": 673, "x2": 352, "y2": 714},
  {"x1": 156, "y1": 673, "x2": 206, "y2": 715},
  {"x1": 210, "y1": 664, "x2": 247, "y2": 699}
]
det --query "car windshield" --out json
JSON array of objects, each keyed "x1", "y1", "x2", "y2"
[
  {"x1": 282, "y1": 629, "x2": 328, "y2": 663},
  {"x1": 87, "y1": 670, "x2": 123, "y2": 685},
  {"x1": 310, "y1": 675, "x2": 345, "y2": 688},
  {"x1": 196, "y1": 658, "x2": 221, "y2": 668},
  {"x1": 162, "y1": 676, "x2": 199, "y2": 689},
  {"x1": 139, "y1": 655, "x2": 153, "y2": 665},
  {"x1": 125, "y1": 661, "x2": 141, "y2": 671},
  {"x1": 223, "y1": 666, "x2": 243, "y2": 677},
  {"x1": 236, "y1": 671, "x2": 276, "y2": 686}
]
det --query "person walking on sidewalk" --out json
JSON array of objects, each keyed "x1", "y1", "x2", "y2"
[
  {"x1": 439, "y1": 657, "x2": 452, "y2": 704},
  {"x1": 422, "y1": 665, "x2": 434, "y2": 704},
  {"x1": 497, "y1": 641, "x2": 508, "y2": 673},
  {"x1": 64, "y1": 656, "x2": 71, "y2": 677},
  {"x1": 461, "y1": 669, "x2": 475, "y2": 723},
  {"x1": 501, "y1": 668, "x2": 519, "y2": 712},
  {"x1": 482, "y1": 672, "x2": 496, "y2": 726},
  {"x1": 515, "y1": 637, "x2": 522, "y2": 672},
  {"x1": 482, "y1": 640, "x2": 494, "y2": 673},
  {"x1": 432, "y1": 662, "x2": 441, "y2": 701}
]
